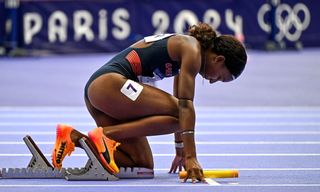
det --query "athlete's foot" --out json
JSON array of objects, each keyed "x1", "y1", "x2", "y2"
[
  {"x1": 88, "y1": 127, "x2": 120, "y2": 174},
  {"x1": 52, "y1": 124, "x2": 76, "y2": 169}
]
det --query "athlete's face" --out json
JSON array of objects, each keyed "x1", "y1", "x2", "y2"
[{"x1": 200, "y1": 52, "x2": 234, "y2": 84}]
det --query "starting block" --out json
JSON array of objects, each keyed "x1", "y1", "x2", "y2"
[{"x1": 0, "y1": 135, "x2": 154, "y2": 180}]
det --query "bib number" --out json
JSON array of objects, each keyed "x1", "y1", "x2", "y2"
[{"x1": 120, "y1": 79, "x2": 144, "y2": 101}]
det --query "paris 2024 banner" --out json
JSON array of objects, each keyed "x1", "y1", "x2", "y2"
[{"x1": 0, "y1": 0, "x2": 318, "y2": 54}]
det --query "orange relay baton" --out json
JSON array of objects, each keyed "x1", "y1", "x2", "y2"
[{"x1": 179, "y1": 169, "x2": 239, "y2": 179}]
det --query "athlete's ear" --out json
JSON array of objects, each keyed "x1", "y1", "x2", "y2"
[{"x1": 214, "y1": 55, "x2": 225, "y2": 64}]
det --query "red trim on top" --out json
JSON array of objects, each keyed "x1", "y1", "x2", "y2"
[{"x1": 125, "y1": 50, "x2": 142, "y2": 76}]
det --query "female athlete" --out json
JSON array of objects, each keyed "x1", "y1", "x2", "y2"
[{"x1": 51, "y1": 22, "x2": 247, "y2": 183}]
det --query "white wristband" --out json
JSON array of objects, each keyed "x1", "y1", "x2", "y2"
[{"x1": 175, "y1": 142, "x2": 184, "y2": 148}]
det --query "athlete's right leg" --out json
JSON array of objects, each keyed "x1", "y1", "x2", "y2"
[
  {"x1": 85, "y1": 97, "x2": 154, "y2": 169},
  {"x1": 83, "y1": 73, "x2": 180, "y2": 173},
  {"x1": 52, "y1": 87, "x2": 158, "y2": 170},
  {"x1": 53, "y1": 73, "x2": 179, "y2": 171},
  {"x1": 51, "y1": 98, "x2": 153, "y2": 170}
]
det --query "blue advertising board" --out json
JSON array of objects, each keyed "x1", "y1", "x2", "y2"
[
  {"x1": 0, "y1": 0, "x2": 5, "y2": 53},
  {"x1": 0, "y1": 0, "x2": 319, "y2": 54}
]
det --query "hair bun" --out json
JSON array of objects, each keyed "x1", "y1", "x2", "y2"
[{"x1": 188, "y1": 22, "x2": 217, "y2": 49}]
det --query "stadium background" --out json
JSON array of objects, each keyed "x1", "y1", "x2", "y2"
[{"x1": 0, "y1": 0, "x2": 319, "y2": 55}]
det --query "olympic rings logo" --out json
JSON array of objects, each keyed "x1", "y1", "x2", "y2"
[{"x1": 258, "y1": 2, "x2": 311, "y2": 42}]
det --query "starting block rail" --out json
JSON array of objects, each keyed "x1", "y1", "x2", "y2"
[{"x1": 0, "y1": 135, "x2": 154, "y2": 180}]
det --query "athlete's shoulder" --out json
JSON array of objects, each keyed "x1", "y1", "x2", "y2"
[
  {"x1": 167, "y1": 34, "x2": 201, "y2": 62},
  {"x1": 169, "y1": 35, "x2": 201, "y2": 58},
  {"x1": 169, "y1": 35, "x2": 200, "y2": 49}
]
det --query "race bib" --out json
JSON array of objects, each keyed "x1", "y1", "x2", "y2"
[{"x1": 120, "y1": 79, "x2": 144, "y2": 101}]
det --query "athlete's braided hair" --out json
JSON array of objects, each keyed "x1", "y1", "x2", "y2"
[{"x1": 188, "y1": 22, "x2": 247, "y2": 79}]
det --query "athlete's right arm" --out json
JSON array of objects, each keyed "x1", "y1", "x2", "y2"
[
  {"x1": 175, "y1": 36, "x2": 205, "y2": 183},
  {"x1": 168, "y1": 75, "x2": 185, "y2": 174}
]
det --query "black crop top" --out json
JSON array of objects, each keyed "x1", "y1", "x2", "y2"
[
  {"x1": 85, "y1": 34, "x2": 181, "y2": 99},
  {"x1": 88, "y1": 34, "x2": 180, "y2": 83},
  {"x1": 133, "y1": 34, "x2": 180, "y2": 80}
]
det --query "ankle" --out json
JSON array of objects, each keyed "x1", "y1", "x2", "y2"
[{"x1": 71, "y1": 130, "x2": 88, "y2": 147}]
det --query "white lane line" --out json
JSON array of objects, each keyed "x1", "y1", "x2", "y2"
[
  {"x1": 1, "y1": 153, "x2": 320, "y2": 157},
  {"x1": 150, "y1": 141, "x2": 320, "y2": 145},
  {"x1": 197, "y1": 122, "x2": 320, "y2": 126},
  {"x1": 155, "y1": 168, "x2": 320, "y2": 171},
  {"x1": 0, "y1": 107, "x2": 87, "y2": 111},
  {"x1": 154, "y1": 153, "x2": 320, "y2": 157},
  {"x1": 197, "y1": 113, "x2": 320, "y2": 118},
  {"x1": 0, "y1": 184, "x2": 319, "y2": 187},
  {"x1": 0, "y1": 122, "x2": 94, "y2": 126},
  {"x1": 1, "y1": 141, "x2": 320, "y2": 145},
  {"x1": 0, "y1": 131, "x2": 56, "y2": 135},
  {"x1": 205, "y1": 178, "x2": 221, "y2": 185},
  {"x1": 1, "y1": 131, "x2": 320, "y2": 135},
  {"x1": 1, "y1": 113, "x2": 320, "y2": 118},
  {"x1": 195, "y1": 131, "x2": 320, "y2": 135},
  {"x1": 0, "y1": 122, "x2": 319, "y2": 126},
  {"x1": 225, "y1": 184, "x2": 320, "y2": 187},
  {"x1": 0, "y1": 141, "x2": 54, "y2": 144},
  {"x1": 0, "y1": 114, "x2": 89, "y2": 118},
  {"x1": 194, "y1": 106, "x2": 320, "y2": 112},
  {"x1": 236, "y1": 168, "x2": 320, "y2": 171},
  {"x1": 1, "y1": 106, "x2": 320, "y2": 111}
]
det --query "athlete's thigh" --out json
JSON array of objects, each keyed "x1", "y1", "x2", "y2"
[
  {"x1": 85, "y1": 97, "x2": 153, "y2": 168},
  {"x1": 87, "y1": 73, "x2": 179, "y2": 121},
  {"x1": 85, "y1": 97, "x2": 119, "y2": 126}
]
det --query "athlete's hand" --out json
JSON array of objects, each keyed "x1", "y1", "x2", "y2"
[
  {"x1": 169, "y1": 155, "x2": 185, "y2": 173},
  {"x1": 184, "y1": 157, "x2": 205, "y2": 183},
  {"x1": 169, "y1": 148, "x2": 185, "y2": 173}
]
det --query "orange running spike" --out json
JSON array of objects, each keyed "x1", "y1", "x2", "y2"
[
  {"x1": 52, "y1": 124, "x2": 75, "y2": 169},
  {"x1": 88, "y1": 127, "x2": 120, "y2": 174}
]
